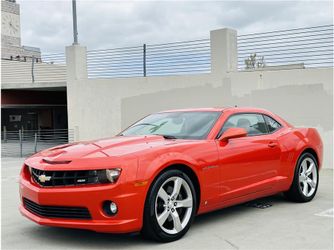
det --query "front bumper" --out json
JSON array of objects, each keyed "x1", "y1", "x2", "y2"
[{"x1": 19, "y1": 168, "x2": 146, "y2": 233}]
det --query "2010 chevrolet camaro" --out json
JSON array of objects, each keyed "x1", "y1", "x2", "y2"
[{"x1": 19, "y1": 107, "x2": 323, "y2": 242}]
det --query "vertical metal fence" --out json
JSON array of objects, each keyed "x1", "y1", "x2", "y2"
[{"x1": 1, "y1": 129, "x2": 74, "y2": 157}]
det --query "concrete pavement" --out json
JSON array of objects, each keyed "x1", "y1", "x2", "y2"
[{"x1": 1, "y1": 158, "x2": 333, "y2": 250}]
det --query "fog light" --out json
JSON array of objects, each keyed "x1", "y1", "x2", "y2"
[
  {"x1": 110, "y1": 202, "x2": 117, "y2": 214},
  {"x1": 103, "y1": 201, "x2": 118, "y2": 216}
]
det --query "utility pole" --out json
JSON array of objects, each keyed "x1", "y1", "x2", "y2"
[{"x1": 72, "y1": 0, "x2": 79, "y2": 45}]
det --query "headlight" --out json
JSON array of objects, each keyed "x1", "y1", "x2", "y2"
[
  {"x1": 99, "y1": 168, "x2": 121, "y2": 183},
  {"x1": 25, "y1": 164, "x2": 32, "y2": 174},
  {"x1": 106, "y1": 168, "x2": 121, "y2": 183}
]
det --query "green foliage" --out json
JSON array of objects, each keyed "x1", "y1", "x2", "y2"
[{"x1": 244, "y1": 53, "x2": 266, "y2": 69}]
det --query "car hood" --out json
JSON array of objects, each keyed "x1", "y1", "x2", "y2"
[{"x1": 36, "y1": 135, "x2": 189, "y2": 163}]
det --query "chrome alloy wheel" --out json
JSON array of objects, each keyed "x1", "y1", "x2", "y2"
[
  {"x1": 155, "y1": 176, "x2": 193, "y2": 234},
  {"x1": 299, "y1": 157, "x2": 318, "y2": 197}
]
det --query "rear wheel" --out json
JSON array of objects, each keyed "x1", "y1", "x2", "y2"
[
  {"x1": 141, "y1": 169, "x2": 196, "y2": 242},
  {"x1": 284, "y1": 152, "x2": 319, "y2": 202}
]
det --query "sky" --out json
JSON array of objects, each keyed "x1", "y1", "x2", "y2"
[{"x1": 18, "y1": 0, "x2": 333, "y2": 53}]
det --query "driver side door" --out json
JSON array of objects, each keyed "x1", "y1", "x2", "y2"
[{"x1": 216, "y1": 113, "x2": 282, "y2": 201}]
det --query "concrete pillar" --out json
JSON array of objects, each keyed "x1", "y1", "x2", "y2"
[
  {"x1": 65, "y1": 45, "x2": 87, "y2": 141},
  {"x1": 65, "y1": 45, "x2": 87, "y2": 80},
  {"x1": 210, "y1": 28, "x2": 237, "y2": 75},
  {"x1": 74, "y1": 125, "x2": 79, "y2": 142}
]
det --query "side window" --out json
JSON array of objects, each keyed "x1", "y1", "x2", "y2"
[
  {"x1": 219, "y1": 113, "x2": 268, "y2": 137},
  {"x1": 264, "y1": 115, "x2": 281, "y2": 133}
]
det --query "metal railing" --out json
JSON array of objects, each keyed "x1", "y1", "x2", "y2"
[
  {"x1": 238, "y1": 24, "x2": 333, "y2": 70},
  {"x1": 146, "y1": 39, "x2": 211, "y2": 76},
  {"x1": 1, "y1": 129, "x2": 74, "y2": 157},
  {"x1": 37, "y1": 24, "x2": 333, "y2": 78},
  {"x1": 42, "y1": 52, "x2": 66, "y2": 65},
  {"x1": 1, "y1": 53, "x2": 67, "y2": 85},
  {"x1": 87, "y1": 45, "x2": 144, "y2": 78},
  {"x1": 87, "y1": 39, "x2": 211, "y2": 78}
]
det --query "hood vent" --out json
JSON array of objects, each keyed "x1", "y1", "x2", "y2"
[{"x1": 42, "y1": 158, "x2": 71, "y2": 164}]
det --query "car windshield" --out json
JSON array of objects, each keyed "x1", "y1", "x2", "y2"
[{"x1": 120, "y1": 111, "x2": 221, "y2": 140}]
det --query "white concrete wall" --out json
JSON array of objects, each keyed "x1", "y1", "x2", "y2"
[
  {"x1": 1, "y1": 60, "x2": 66, "y2": 89},
  {"x1": 66, "y1": 28, "x2": 333, "y2": 168},
  {"x1": 226, "y1": 68, "x2": 333, "y2": 169}
]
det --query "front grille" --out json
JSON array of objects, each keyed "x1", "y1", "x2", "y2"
[
  {"x1": 23, "y1": 198, "x2": 91, "y2": 219},
  {"x1": 31, "y1": 168, "x2": 104, "y2": 187}
]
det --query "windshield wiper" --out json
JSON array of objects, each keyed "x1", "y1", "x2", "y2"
[
  {"x1": 155, "y1": 134, "x2": 178, "y2": 139},
  {"x1": 149, "y1": 121, "x2": 168, "y2": 133},
  {"x1": 131, "y1": 123, "x2": 158, "y2": 128}
]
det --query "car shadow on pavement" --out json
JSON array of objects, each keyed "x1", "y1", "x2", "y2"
[
  {"x1": 193, "y1": 193, "x2": 286, "y2": 226},
  {"x1": 18, "y1": 194, "x2": 287, "y2": 248}
]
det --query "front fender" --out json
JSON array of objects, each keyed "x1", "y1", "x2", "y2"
[
  {"x1": 137, "y1": 151, "x2": 199, "y2": 182},
  {"x1": 135, "y1": 140, "x2": 220, "y2": 212}
]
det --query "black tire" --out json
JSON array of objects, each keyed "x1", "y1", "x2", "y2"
[
  {"x1": 284, "y1": 152, "x2": 319, "y2": 202},
  {"x1": 141, "y1": 169, "x2": 197, "y2": 242}
]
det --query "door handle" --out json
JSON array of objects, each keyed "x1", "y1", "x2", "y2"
[{"x1": 268, "y1": 142, "x2": 277, "y2": 148}]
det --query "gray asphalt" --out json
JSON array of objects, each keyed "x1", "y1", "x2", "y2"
[{"x1": 1, "y1": 158, "x2": 333, "y2": 250}]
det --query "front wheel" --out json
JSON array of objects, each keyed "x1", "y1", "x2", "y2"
[
  {"x1": 284, "y1": 152, "x2": 319, "y2": 202},
  {"x1": 141, "y1": 169, "x2": 197, "y2": 242}
]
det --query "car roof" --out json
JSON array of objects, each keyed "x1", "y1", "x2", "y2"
[
  {"x1": 159, "y1": 107, "x2": 226, "y2": 113},
  {"x1": 159, "y1": 107, "x2": 271, "y2": 114}
]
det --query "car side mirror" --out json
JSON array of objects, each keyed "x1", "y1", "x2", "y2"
[{"x1": 218, "y1": 128, "x2": 247, "y2": 142}]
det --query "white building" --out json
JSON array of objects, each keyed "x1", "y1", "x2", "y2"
[{"x1": 1, "y1": 0, "x2": 41, "y2": 61}]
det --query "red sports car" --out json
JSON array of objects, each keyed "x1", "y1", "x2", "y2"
[{"x1": 19, "y1": 107, "x2": 323, "y2": 242}]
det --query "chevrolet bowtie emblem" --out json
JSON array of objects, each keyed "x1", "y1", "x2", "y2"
[{"x1": 38, "y1": 174, "x2": 52, "y2": 183}]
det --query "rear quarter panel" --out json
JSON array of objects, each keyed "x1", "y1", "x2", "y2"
[{"x1": 278, "y1": 127, "x2": 323, "y2": 188}]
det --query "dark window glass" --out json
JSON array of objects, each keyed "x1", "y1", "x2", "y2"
[
  {"x1": 220, "y1": 113, "x2": 268, "y2": 136},
  {"x1": 264, "y1": 115, "x2": 281, "y2": 133}
]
